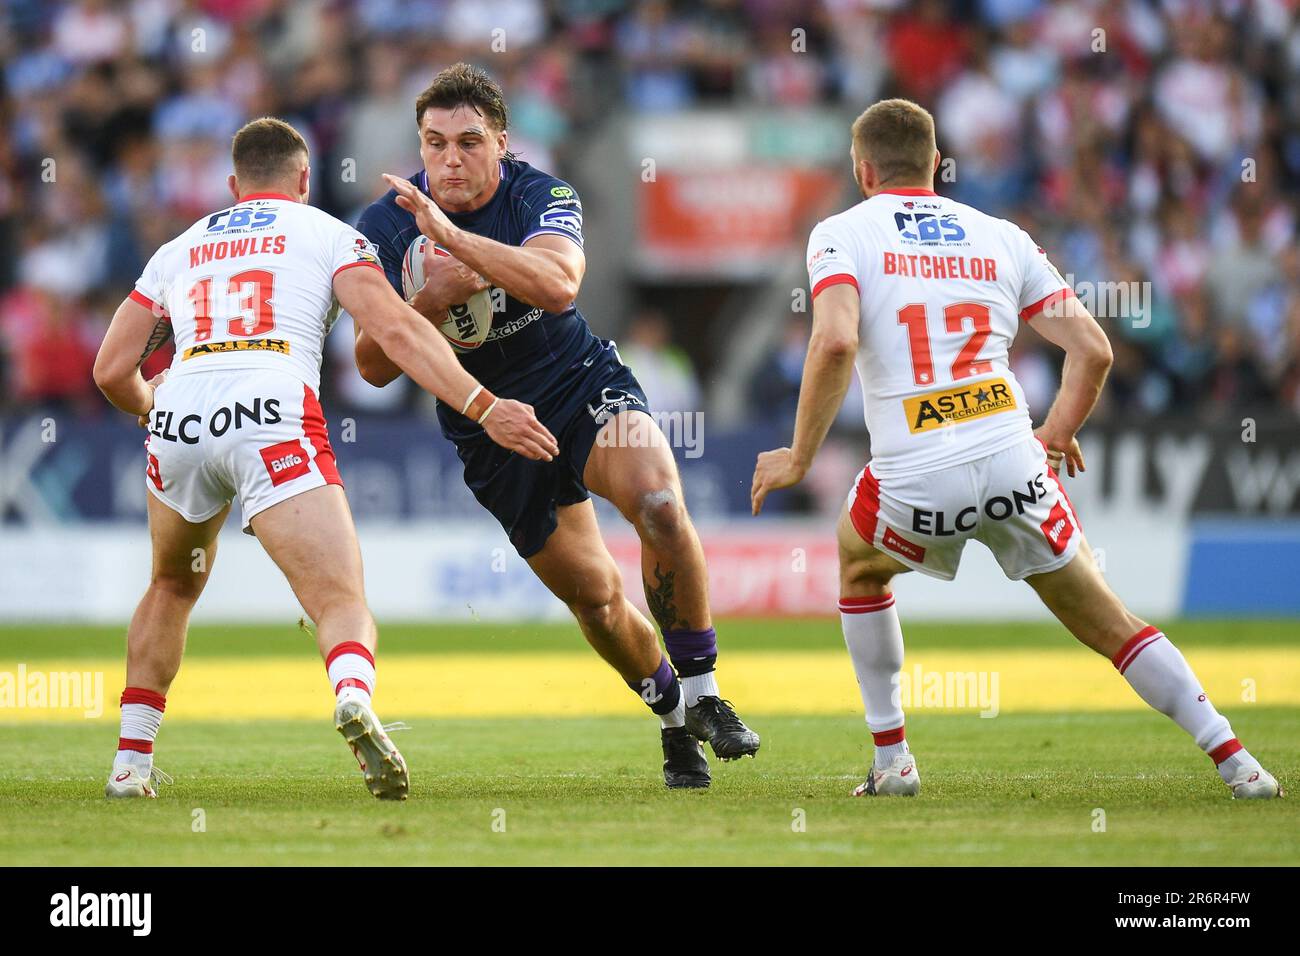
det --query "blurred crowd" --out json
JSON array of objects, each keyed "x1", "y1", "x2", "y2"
[{"x1": 1, "y1": 0, "x2": 1298, "y2": 427}]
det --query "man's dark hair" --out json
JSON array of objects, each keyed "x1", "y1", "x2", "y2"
[
  {"x1": 415, "y1": 62, "x2": 514, "y2": 154},
  {"x1": 231, "y1": 117, "x2": 309, "y2": 185}
]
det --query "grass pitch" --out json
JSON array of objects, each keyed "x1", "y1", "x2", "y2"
[{"x1": 1, "y1": 619, "x2": 1296, "y2": 866}]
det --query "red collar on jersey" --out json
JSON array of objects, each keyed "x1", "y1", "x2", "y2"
[
  {"x1": 876, "y1": 188, "x2": 938, "y2": 196},
  {"x1": 239, "y1": 192, "x2": 296, "y2": 202}
]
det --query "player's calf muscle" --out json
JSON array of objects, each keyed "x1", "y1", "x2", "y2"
[
  {"x1": 563, "y1": 578, "x2": 659, "y2": 678},
  {"x1": 574, "y1": 591, "x2": 631, "y2": 634},
  {"x1": 552, "y1": 569, "x2": 623, "y2": 637},
  {"x1": 1026, "y1": 549, "x2": 1144, "y2": 656}
]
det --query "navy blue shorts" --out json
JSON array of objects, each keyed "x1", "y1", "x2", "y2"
[{"x1": 455, "y1": 341, "x2": 650, "y2": 558}]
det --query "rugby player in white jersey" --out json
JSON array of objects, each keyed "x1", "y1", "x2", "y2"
[
  {"x1": 751, "y1": 99, "x2": 1280, "y2": 800},
  {"x1": 93, "y1": 118, "x2": 557, "y2": 800}
]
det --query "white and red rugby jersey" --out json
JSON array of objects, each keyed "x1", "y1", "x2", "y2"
[
  {"x1": 806, "y1": 188, "x2": 1073, "y2": 478},
  {"x1": 130, "y1": 193, "x2": 383, "y2": 392}
]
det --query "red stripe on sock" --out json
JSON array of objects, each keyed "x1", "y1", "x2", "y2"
[
  {"x1": 117, "y1": 737, "x2": 154, "y2": 754},
  {"x1": 839, "y1": 594, "x2": 896, "y2": 614},
  {"x1": 1208, "y1": 738, "x2": 1242, "y2": 765},
  {"x1": 1112, "y1": 625, "x2": 1163, "y2": 674},
  {"x1": 325, "y1": 641, "x2": 375, "y2": 669},
  {"x1": 120, "y1": 687, "x2": 166, "y2": 711},
  {"x1": 334, "y1": 678, "x2": 372, "y2": 695},
  {"x1": 872, "y1": 725, "x2": 905, "y2": 746}
]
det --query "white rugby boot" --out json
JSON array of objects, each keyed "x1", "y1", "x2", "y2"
[
  {"x1": 335, "y1": 699, "x2": 409, "y2": 801},
  {"x1": 852, "y1": 754, "x2": 920, "y2": 797},
  {"x1": 105, "y1": 765, "x2": 172, "y2": 799},
  {"x1": 1227, "y1": 765, "x2": 1283, "y2": 799}
]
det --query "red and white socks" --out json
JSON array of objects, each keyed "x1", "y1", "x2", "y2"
[
  {"x1": 115, "y1": 687, "x2": 165, "y2": 773},
  {"x1": 839, "y1": 596, "x2": 1261, "y2": 784},
  {"x1": 1113, "y1": 625, "x2": 1260, "y2": 783},
  {"x1": 870, "y1": 725, "x2": 911, "y2": 769},
  {"x1": 325, "y1": 641, "x2": 376, "y2": 709},
  {"x1": 840, "y1": 594, "x2": 910, "y2": 770}
]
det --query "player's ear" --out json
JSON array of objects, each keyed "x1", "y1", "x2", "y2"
[
  {"x1": 299, "y1": 165, "x2": 310, "y2": 202},
  {"x1": 860, "y1": 159, "x2": 877, "y2": 192},
  {"x1": 933, "y1": 151, "x2": 942, "y2": 175},
  {"x1": 227, "y1": 174, "x2": 239, "y2": 202}
]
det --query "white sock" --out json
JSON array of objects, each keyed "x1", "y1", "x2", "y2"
[
  {"x1": 840, "y1": 594, "x2": 908, "y2": 769},
  {"x1": 115, "y1": 688, "x2": 166, "y2": 773},
  {"x1": 659, "y1": 696, "x2": 686, "y2": 729},
  {"x1": 1114, "y1": 627, "x2": 1244, "y2": 781},
  {"x1": 1212, "y1": 745, "x2": 1261, "y2": 783},
  {"x1": 681, "y1": 671, "x2": 720, "y2": 708},
  {"x1": 326, "y1": 641, "x2": 376, "y2": 708},
  {"x1": 336, "y1": 685, "x2": 372, "y2": 710}
]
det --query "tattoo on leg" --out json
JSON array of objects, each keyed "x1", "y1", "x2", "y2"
[{"x1": 644, "y1": 563, "x2": 683, "y2": 632}]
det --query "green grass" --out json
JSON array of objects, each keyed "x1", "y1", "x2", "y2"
[
  {"x1": 1, "y1": 618, "x2": 1296, "y2": 865},
  {"x1": 1, "y1": 710, "x2": 1296, "y2": 866},
  {"x1": 3, "y1": 617, "x2": 1297, "y2": 658}
]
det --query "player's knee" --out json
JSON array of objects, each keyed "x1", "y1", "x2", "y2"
[
  {"x1": 631, "y1": 487, "x2": 688, "y2": 545},
  {"x1": 839, "y1": 557, "x2": 895, "y2": 596},
  {"x1": 567, "y1": 579, "x2": 623, "y2": 638},
  {"x1": 149, "y1": 568, "x2": 206, "y2": 604}
]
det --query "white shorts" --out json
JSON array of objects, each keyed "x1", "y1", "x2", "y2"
[
  {"x1": 144, "y1": 369, "x2": 343, "y2": 532},
  {"x1": 846, "y1": 435, "x2": 1082, "y2": 581}
]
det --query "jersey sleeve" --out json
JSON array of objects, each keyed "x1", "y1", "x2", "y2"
[
  {"x1": 806, "y1": 219, "x2": 860, "y2": 299},
  {"x1": 129, "y1": 246, "x2": 170, "y2": 318},
  {"x1": 329, "y1": 219, "x2": 385, "y2": 281},
  {"x1": 518, "y1": 175, "x2": 584, "y2": 248},
  {"x1": 356, "y1": 203, "x2": 405, "y2": 294},
  {"x1": 1015, "y1": 229, "x2": 1074, "y2": 321}
]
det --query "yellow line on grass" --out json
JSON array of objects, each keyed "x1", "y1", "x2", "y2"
[{"x1": 1, "y1": 648, "x2": 1295, "y2": 722}]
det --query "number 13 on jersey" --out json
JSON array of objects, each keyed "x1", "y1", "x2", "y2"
[{"x1": 188, "y1": 269, "x2": 278, "y2": 343}]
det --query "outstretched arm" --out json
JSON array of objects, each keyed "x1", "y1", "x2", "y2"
[
  {"x1": 334, "y1": 265, "x2": 558, "y2": 461},
  {"x1": 1025, "y1": 294, "x2": 1113, "y2": 476},
  {"x1": 751, "y1": 282, "x2": 860, "y2": 515}
]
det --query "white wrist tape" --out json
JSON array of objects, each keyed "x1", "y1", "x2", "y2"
[
  {"x1": 460, "y1": 384, "x2": 484, "y2": 416},
  {"x1": 477, "y1": 398, "x2": 500, "y2": 424}
]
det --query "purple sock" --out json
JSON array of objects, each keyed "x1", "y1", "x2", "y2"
[
  {"x1": 662, "y1": 627, "x2": 718, "y2": 678},
  {"x1": 626, "y1": 656, "x2": 681, "y2": 716}
]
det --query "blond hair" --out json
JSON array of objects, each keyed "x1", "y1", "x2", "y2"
[{"x1": 850, "y1": 99, "x2": 937, "y2": 185}]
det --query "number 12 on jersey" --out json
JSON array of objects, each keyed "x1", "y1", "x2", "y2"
[{"x1": 897, "y1": 301, "x2": 993, "y2": 387}]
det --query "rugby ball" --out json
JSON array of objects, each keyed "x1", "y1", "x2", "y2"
[{"x1": 400, "y1": 235, "x2": 493, "y2": 353}]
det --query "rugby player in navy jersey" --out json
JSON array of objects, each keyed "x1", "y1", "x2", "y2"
[{"x1": 354, "y1": 63, "x2": 758, "y2": 788}]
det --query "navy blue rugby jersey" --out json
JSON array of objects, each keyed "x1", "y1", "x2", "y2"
[{"x1": 356, "y1": 158, "x2": 601, "y2": 442}]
